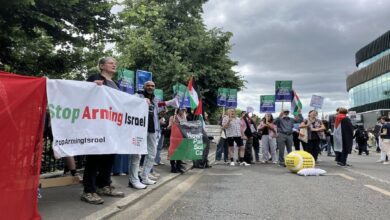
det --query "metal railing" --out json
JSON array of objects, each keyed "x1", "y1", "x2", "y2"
[{"x1": 40, "y1": 130, "x2": 86, "y2": 174}]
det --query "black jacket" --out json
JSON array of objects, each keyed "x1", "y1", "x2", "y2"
[
  {"x1": 341, "y1": 118, "x2": 354, "y2": 153},
  {"x1": 87, "y1": 74, "x2": 119, "y2": 87}
]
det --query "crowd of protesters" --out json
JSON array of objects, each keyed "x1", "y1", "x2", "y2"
[
  {"x1": 214, "y1": 107, "x2": 390, "y2": 169},
  {"x1": 47, "y1": 57, "x2": 213, "y2": 204},
  {"x1": 46, "y1": 56, "x2": 390, "y2": 205}
]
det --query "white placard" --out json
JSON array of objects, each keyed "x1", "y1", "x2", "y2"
[{"x1": 310, "y1": 95, "x2": 324, "y2": 109}]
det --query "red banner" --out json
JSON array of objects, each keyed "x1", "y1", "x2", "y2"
[{"x1": 0, "y1": 71, "x2": 47, "y2": 220}]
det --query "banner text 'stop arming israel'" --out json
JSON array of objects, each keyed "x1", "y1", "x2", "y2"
[
  {"x1": 47, "y1": 79, "x2": 149, "y2": 158},
  {"x1": 275, "y1": 80, "x2": 292, "y2": 102}
]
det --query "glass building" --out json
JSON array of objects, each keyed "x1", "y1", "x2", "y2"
[{"x1": 347, "y1": 30, "x2": 390, "y2": 128}]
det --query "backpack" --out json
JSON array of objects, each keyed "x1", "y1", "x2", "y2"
[{"x1": 356, "y1": 129, "x2": 368, "y2": 142}]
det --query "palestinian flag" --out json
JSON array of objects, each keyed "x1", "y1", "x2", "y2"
[
  {"x1": 333, "y1": 114, "x2": 346, "y2": 152},
  {"x1": 195, "y1": 98, "x2": 206, "y2": 129},
  {"x1": 291, "y1": 90, "x2": 302, "y2": 116},
  {"x1": 168, "y1": 121, "x2": 204, "y2": 160},
  {"x1": 187, "y1": 76, "x2": 199, "y2": 110}
]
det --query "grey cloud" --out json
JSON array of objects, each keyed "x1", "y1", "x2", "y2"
[{"x1": 203, "y1": 0, "x2": 390, "y2": 114}]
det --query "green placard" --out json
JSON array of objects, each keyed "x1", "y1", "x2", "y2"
[
  {"x1": 116, "y1": 68, "x2": 135, "y2": 94},
  {"x1": 226, "y1": 89, "x2": 237, "y2": 108},
  {"x1": 154, "y1": 89, "x2": 164, "y2": 101},
  {"x1": 260, "y1": 95, "x2": 276, "y2": 113},
  {"x1": 275, "y1": 80, "x2": 292, "y2": 102},
  {"x1": 217, "y1": 88, "x2": 229, "y2": 106},
  {"x1": 173, "y1": 83, "x2": 190, "y2": 108}
]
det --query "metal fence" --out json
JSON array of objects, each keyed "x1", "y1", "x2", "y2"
[{"x1": 40, "y1": 127, "x2": 86, "y2": 174}]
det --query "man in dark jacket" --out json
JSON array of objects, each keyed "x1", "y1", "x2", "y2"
[{"x1": 354, "y1": 125, "x2": 369, "y2": 155}]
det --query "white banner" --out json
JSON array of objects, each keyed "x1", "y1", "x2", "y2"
[{"x1": 47, "y1": 79, "x2": 149, "y2": 158}]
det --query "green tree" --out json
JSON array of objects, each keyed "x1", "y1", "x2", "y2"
[
  {"x1": 116, "y1": 0, "x2": 244, "y2": 116},
  {"x1": 0, "y1": 0, "x2": 115, "y2": 78}
]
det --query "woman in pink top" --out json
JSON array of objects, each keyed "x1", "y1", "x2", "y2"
[{"x1": 258, "y1": 113, "x2": 278, "y2": 164}]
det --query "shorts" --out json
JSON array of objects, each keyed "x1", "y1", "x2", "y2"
[{"x1": 227, "y1": 136, "x2": 244, "y2": 147}]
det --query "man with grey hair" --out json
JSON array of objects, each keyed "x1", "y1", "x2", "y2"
[{"x1": 274, "y1": 108, "x2": 303, "y2": 167}]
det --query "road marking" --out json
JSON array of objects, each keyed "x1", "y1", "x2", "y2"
[
  {"x1": 206, "y1": 173, "x2": 243, "y2": 176},
  {"x1": 346, "y1": 169, "x2": 390, "y2": 185},
  {"x1": 365, "y1": 185, "x2": 390, "y2": 197},
  {"x1": 337, "y1": 173, "x2": 356, "y2": 181},
  {"x1": 134, "y1": 170, "x2": 204, "y2": 220},
  {"x1": 328, "y1": 173, "x2": 356, "y2": 181}
]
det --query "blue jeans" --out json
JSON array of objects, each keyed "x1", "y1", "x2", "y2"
[
  {"x1": 326, "y1": 136, "x2": 333, "y2": 155},
  {"x1": 215, "y1": 138, "x2": 228, "y2": 161},
  {"x1": 128, "y1": 154, "x2": 140, "y2": 183},
  {"x1": 155, "y1": 134, "x2": 164, "y2": 164},
  {"x1": 141, "y1": 133, "x2": 157, "y2": 178}
]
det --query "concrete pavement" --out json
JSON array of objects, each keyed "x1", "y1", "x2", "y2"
[
  {"x1": 111, "y1": 150, "x2": 390, "y2": 220},
  {"x1": 38, "y1": 144, "x2": 217, "y2": 220},
  {"x1": 38, "y1": 143, "x2": 390, "y2": 220}
]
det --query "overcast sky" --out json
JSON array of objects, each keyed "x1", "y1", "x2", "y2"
[{"x1": 202, "y1": 0, "x2": 390, "y2": 115}]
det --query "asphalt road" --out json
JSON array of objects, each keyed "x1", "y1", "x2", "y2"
[{"x1": 110, "y1": 151, "x2": 390, "y2": 220}]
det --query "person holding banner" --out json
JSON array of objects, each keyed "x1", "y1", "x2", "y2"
[
  {"x1": 274, "y1": 109, "x2": 303, "y2": 167},
  {"x1": 168, "y1": 108, "x2": 187, "y2": 173},
  {"x1": 129, "y1": 81, "x2": 161, "y2": 189},
  {"x1": 136, "y1": 81, "x2": 163, "y2": 185},
  {"x1": 222, "y1": 109, "x2": 251, "y2": 166},
  {"x1": 81, "y1": 57, "x2": 125, "y2": 204}
]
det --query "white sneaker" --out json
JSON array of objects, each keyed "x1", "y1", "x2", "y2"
[
  {"x1": 151, "y1": 171, "x2": 160, "y2": 177},
  {"x1": 148, "y1": 173, "x2": 158, "y2": 181},
  {"x1": 376, "y1": 160, "x2": 385, "y2": 163},
  {"x1": 240, "y1": 162, "x2": 251, "y2": 166},
  {"x1": 229, "y1": 161, "x2": 235, "y2": 166},
  {"x1": 128, "y1": 181, "x2": 147, "y2": 190},
  {"x1": 142, "y1": 177, "x2": 156, "y2": 185},
  {"x1": 383, "y1": 162, "x2": 390, "y2": 165}
]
